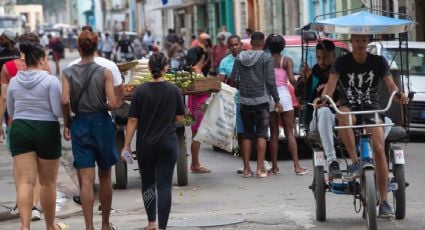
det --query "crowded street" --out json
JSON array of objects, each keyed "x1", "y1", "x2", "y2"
[
  {"x1": 2, "y1": 0, "x2": 425, "y2": 230},
  {"x1": 0, "y1": 45, "x2": 423, "y2": 230},
  {"x1": 1, "y1": 98, "x2": 425, "y2": 230}
]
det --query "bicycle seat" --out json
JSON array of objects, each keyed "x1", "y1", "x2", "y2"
[{"x1": 385, "y1": 126, "x2": 406, "y2": 142}]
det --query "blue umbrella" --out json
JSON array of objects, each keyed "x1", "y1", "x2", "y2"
[{"x1": 310, "y1": 10, "x2": 414, "y2": 34}]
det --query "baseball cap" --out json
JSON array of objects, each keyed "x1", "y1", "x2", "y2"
[{"x1": 2, "y1": 30, "x2": 17, "y2": 43}]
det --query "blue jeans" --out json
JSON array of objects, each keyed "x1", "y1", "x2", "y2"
[{"x1": 309, "y1": 107, "x2": 337, "y2": 162}]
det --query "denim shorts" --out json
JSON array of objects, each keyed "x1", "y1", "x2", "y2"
[
  {"x1": 240, "y1": 103, "x2": 269, "y2": 139},
  {"x1": 236, "y1": 101, "x2": 244, "y2": 134},
  {"x1": 71, "y1": 112, "x2": 118, "y2": 171}
]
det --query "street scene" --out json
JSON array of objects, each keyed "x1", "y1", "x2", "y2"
[{"x1": 1, "y1": 0, "x2": 425, "y2": 230}]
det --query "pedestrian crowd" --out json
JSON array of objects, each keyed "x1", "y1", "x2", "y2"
[{"x1": 0, "y1": 22, "x2": 409, "y2": 229}]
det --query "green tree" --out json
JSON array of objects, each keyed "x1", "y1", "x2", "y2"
[{"x1": 17, "y1": 0, "x2": 66, "y2": 13}]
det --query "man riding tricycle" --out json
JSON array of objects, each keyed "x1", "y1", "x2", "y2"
[{"x1": 301, "y1": 8, "x2": 414, "y2": 230}]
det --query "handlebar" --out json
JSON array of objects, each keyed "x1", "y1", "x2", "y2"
[{"x1": 320, "y1": 91, "x2": 400, "y2": 130}]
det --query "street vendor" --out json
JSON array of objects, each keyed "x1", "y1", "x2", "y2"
[{"x1": 186, "y1": 46, "x2": 211, "y2": 173}]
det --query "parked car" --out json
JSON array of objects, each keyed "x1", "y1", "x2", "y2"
[
  {"x1": 368, "y1": 41, "x2": 425, "y2": 134},
  {"x1": 241, "y1": 35, "x2": 350, "y2": 77}
]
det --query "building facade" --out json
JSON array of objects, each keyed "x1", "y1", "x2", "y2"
[{"x1": 14, "y1": 4, "x2": 44, "y2": 32}]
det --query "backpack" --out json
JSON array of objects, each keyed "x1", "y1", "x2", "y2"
[{"x1": 5, "y1": 60, "x2": 18, "y2": 78}]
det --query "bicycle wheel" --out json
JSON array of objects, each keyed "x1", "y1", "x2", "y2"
[
  {"x1": 114, "y1": 130, "x2": 128, "y2": 189},
  {"x1": 363, "y1": 169, "x2": 377, "y2": 230},
  {"x1": 176, "y1": 127, "x2": 188, "y2": 186},
  {"x1": 314, "y1": 166, "x2": 326, "y2": 221},
  {"x1": 393, "y1": 162, "x2": 406, "y2": 219}
]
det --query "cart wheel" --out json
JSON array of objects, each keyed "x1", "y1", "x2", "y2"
[
  {"x1": 313, "y1": 166, "x2": 326, "y2": 221},
  {"x1": 392, "y1": 149, "x2": 406, "y2": 219},
  {"x1": 176, "y1": 127, "x2": 188, "y2": 186},
  {"x1": 363, "y1": 169, "x2": 377, "y2": 230},
  {"x1": 114, "y1": 130, "x2": 128, "y2": 189}
]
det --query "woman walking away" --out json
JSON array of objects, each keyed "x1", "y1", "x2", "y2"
[
  {"x1": 266, "y1": 35, "x2": 308, "y2": 175},
  {"x1": 61, "y1": 30, "x2": 118, "y2": 230},
  {"x1": 123, "y1": 52, "x2": 185, "y2": 230},
  {"x1": 0, "y1": 32, "x2": 52, "y2": 221},
  {"x1": 7, "y1": 41, "x2": 67, "y2": 230}
]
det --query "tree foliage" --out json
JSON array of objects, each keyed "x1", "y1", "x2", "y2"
[{"x1": 17, "y1": 0, "x2": 66, "y2": 13}]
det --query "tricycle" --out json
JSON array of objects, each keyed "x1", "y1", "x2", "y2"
[{"x1": 302, "y1": 6, "x2": 414, "y2": 230}]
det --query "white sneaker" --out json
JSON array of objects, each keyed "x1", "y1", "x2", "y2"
[
  {"x1": 10, "y1": 204, "x2": 19, "y2": 215},
  {"x1": 237, "y1": 166, "x2": 244, "y2": 174},
  {"x1": 263, "y1": 161, "x2": 272, "y2": 172},
  {"x1": 31, "y1": 207, "x2": 42, "y2": 221}
]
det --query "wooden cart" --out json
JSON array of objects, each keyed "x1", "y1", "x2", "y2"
[{"x1": 113, "y1": 62, "x2": 220, "y2": 188}]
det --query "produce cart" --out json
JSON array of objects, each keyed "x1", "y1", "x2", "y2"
[{"x1": 113, "y1": 60, "x2": 220, "y2": 189}]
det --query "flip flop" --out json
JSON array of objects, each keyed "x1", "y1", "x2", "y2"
[
  {"x1": 110, "y1": 223, "x2": 117, "y2": 230},
  {"x1": 256, "y1": 172, "x2": 268, "y2": 178},
  {"x1": 271, "y1": 168, "x2": 280, "y2": 175},
  {"x1": 242, "y1": 171, "x2": 252, "y2": 178},
  {"x1": 295, "y1": 167, "x2": 309, "y2": 175},
  {"x1": 56, "y1": 223, "x2": 69, "y2": 230},
  {"x1": 191, "y1": 166, "x2": 211, "y2": 173}
]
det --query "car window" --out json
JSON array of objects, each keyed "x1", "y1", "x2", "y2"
[
  {"x1": 367, "y1": 45, "x2": 377, "y2": 55},
  {"x1": 387, "y1": 48, "x2": 425, "y2": 75}
]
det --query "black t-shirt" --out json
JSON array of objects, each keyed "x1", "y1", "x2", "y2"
[
  {"x1": 331, "y1": 53, "x2": 391, "y2": 110},
  {"x1": 0, "y1": 49, "x2": 20, "y2": 73},
  {"x1": 128, "y1": 81, "x2": 185, "y2": 154}
]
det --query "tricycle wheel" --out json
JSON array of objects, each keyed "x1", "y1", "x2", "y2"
[
  {"x1": 114, "y1": 131, "x2": 128, "y2": 189},
  {"x1": 363, "y1": 169, "x2": 377, "y2": 230},
  {"x1": 313, "y1": 166, "x2": 326, "y2": 221},
  {"x1": 176, "y1": 127, "x2": 188, "y2": 186},
  {"x1": 392, "y1": 161, "x2": 406, "y2": 219}
]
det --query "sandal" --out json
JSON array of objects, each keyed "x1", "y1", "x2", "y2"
[
  {"x1": 109, "y1": 223, "x2": 117, "y2": 230},
  {"x1": 256, "y1": 172, "x2": 268, "y2": 178},
  {"x1": 295, "y1": 167, "x2": 309, "y2": 175},
  {"x1": 191, "y1": 166, "x2": 211, "y2": 173},
  {"x1": 271, "y1": 167, "x2": 280, "y2": 175},
  {"x1": 144, "y1": 226, "x2": 156, "y2": 230},
  {"x1": 56, "y1": 223, "x2": 69, "y2": 230},
  {"x1": 242, "y1": 171, "x2": 252, "y2": 178}
]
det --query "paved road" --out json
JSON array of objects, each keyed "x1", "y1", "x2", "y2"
[
  {"x1": 2, "y1": 136, "x2": 425, "y2": 229},
  {"x1": 1, "y1": 52, "x2": 424, "y2": 229}
]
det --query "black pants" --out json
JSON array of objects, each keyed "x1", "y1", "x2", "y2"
[{"x1": 137, "y1": 133, "x2": 178, "y2": 229}]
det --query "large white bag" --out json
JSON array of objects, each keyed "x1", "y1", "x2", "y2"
[{"x1": 194, "y1": 83, "x2": 237, "y2": 152}]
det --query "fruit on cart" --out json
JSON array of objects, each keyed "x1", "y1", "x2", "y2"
[
  {"x1": 126, "y1": 70, "x2": 209, "y2": 94},
  {"x1": 176, "y1": 115, "x2": 196, "y2": 126}
]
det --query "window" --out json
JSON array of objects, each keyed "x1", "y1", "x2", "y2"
[{"x1": 387, "y1": 48, "x2": 425, "y2": 75}]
